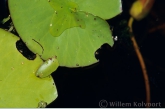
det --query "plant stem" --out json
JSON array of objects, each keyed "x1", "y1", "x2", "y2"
[
  {"x1": 128, "y1": 17, "x2": 150, "y2": 108},
  {"x1": 149, "y1": 23, "x2": 165, "y2": 33}
]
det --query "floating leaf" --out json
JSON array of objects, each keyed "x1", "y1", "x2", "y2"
[
  {"x1": 8, "y1": 0, "x2": 122, "y2": 67},
  {"x1": 71, "y1": 0, "x2": 122, "y2": 19},
  {"x1": 48, "y1": 0, "x2": 85, "y2": 37},
  {"x1": 0, "y1": 29, "x2": 57, "y2": 107}
]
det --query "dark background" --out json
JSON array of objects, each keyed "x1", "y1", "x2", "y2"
[{"x1": 1, "y1": 0, "x2": 165, "y2": 108}]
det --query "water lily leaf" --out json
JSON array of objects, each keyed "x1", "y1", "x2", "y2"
[
  {"x1": 8, "y1": 0, "x2": 121, "y2": 67},
  {"x1": 0, "y1": 29, "x2": 57, "y2": 107},
  {"x1": 48, "y1": 0, "x2": 85, "y2": 37},
  {"x1": 71, "y1": 0, "x2": 122, "y2": 19}
]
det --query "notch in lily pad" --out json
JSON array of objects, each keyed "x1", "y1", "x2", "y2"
[{"x1": 48, "y1": 0, "x2": 86, "y2": 37}]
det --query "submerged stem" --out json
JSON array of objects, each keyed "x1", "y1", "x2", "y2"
[{"x1": 128, "y1": 17, "x2": 150, "y2": 108}]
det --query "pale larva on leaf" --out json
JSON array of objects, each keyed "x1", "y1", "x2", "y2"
[{"x1": 36, "y1": 56, "x2": 59, "y2": 78}]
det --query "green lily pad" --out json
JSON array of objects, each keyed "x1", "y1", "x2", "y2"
[
  {"x1": 0, "y1": 29, "x2": 57, "y2": 107},
  {"x1": 8, "y1": 0, "x2": 121, "y2": 67},
  {"x1": 71, "y1": 0, "x2": 122, "y2": 19},
  {"x1": 48, "y1": 0, "x2": 86, "y2": 37}
]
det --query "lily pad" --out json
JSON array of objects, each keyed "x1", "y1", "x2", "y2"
[
  {"x1": 0, "y1": 29, "x2": 57, "y2": 107},
  {"x1": 71, "y1": 0, "x2": 122, "y2": 19},
  {"x1": 8, "y1": 0, "x2": 122, "y2": 67},
  {"x1": 48, "y1": 0, "x2": 86, "y2": 37}
]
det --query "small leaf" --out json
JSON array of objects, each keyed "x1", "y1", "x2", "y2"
[
  {"x1": 48, "y1": 0, "x2": 85, "y2": 37},
  {"x1": 71, "y1": 0, "x2": 122, "y2": 19}
]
